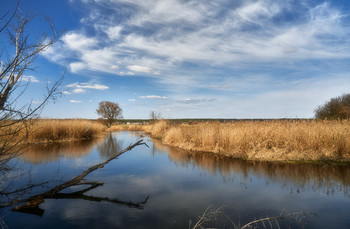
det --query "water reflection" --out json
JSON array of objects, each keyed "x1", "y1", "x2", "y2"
[
  {"x1": 20, "y1": 137, "x2": 105, "y2": 164},
  {"x1": 152, "y1": 139, "x2": 350, "y2": 196},
  {"x1": 97, "y1": 133, "x2": 124, "y2": 158},
  {"x1": 97, "y1": 131, "x2": 146, "y2": 158}
]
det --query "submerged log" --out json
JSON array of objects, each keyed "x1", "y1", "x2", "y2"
[{"x1": 0, "y1": 139, "x2": 149, "y2": 212}]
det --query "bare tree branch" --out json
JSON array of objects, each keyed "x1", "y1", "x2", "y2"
[
  {"x1": 0, "y1": 12, "x2": 60, "y2": 110},
  {"x1": 0, "y1": 0, "x2": 19, "y2": 33}
]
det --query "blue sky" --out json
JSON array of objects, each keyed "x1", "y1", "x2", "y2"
[{"x1": 2, "y1": 0, "x2": 350, "y2": 119}]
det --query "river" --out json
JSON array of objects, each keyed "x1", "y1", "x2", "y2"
[{"x1": 1, "y1": 131, "x2": 350, "y2": 228}]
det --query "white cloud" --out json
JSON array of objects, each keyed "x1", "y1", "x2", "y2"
[
  {"x1": 66, "y1": 83, "x2": 78, "y2": 88},
  {"x1": 122, "y1": 0, "x2": 206, "y2": 26},
  {"x1": 62, "y1": 91, "x2": 71, "y2": 95},
  {"x1": 31, "y1": 100, "x2": 41, "y2": 104},
  {"x1": 110, "y1": 65, "x2": 119, "y2": 70},
  {"x1": 52, "y1": 0, "x2": 350, "y2": 77},
  {"x1": 79, "y1": 48, "x2": 119, "y2": 73},
  {"x1": 73, "y1": 88, "x2": 86, "y2": 93},
  {"x1": 139, "y1": 95, "x2": 169, "y2": 99},
  {"x1": 70, "y1": 100, "x2": 83, "y2": 103},
  {"x1": 236, "y1": 1, "x2": 282, "y2": 23},
  {"x1": 119, "y1": 71, "x2": 135, "y2": 76},
  {"x1": 80, "y1": 83, "x2": 109, "y2": 90},
  {"x1": 117, "y1": 1, "x2": 348, "y2": 66},
  {"x1": 128, "y1": 99, "x2": 136, "y2": 102},
  {"x1": 70, "y1": 62, "x2": 86, "y2": 73},
  {"x1": 67, "y1": 82, "x2": 109, "y2": 92},
  {"x1": 22, "y1": 75, "x2": 39, "y2": 83},
  {"x1": 127, "y1": 65, "x2": 152, "y2": 73},
  {"x1": 176, "y1": 98, "x2": 216, "y2": 104},
  {"x1": 62, "y1": 32, "x2": 98, "y2": 51},
  {"x1": 106, "y1": 25, "x2": 123, "y2": 40}
]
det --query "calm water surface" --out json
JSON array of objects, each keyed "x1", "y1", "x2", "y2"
[{"x1": 1, "y1": 131, "x2": 350, "y2": 228}]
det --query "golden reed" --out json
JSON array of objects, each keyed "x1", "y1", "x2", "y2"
[
  {"x1": 22, "y1": 119, "x2": 105, "y2": 143},
  {"x1": 147, "y1": 120, "x2": 350, "y2": 162},
  {"x1": 108, "y1": 123, "x2": 149, "y2": 131}
]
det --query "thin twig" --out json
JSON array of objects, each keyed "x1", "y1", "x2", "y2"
[{"x1": 240, "y1": 211, "x2": 308, "y2": 229}]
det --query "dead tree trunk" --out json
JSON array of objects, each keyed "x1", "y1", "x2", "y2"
[{"x1": 0, "y1": 139, "x2": 148, "y2": 211}]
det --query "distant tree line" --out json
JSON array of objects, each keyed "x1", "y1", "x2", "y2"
[{"x1": 315, "y1": 93, "x2": 350, "y2": 120}]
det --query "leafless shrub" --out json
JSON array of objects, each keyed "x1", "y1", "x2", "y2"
[{"x1": 149, "y1": 111, "x2": 162, "y2": 123}]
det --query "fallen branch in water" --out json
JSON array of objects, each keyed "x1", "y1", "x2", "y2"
[
  {"x1": 14, "y1": 182, "x2": 149, "y2": 216},
  {"x1": 0, "y1": 139, "x2": 149, "y2": 212}
]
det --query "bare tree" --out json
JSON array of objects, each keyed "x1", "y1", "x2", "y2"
[
  {"x1": 149, "y1": 110, "x2": 161, "y2": 123},
  {"x1": 96, "y1": 101, "x2": 123, "y2": 127},
  {"x1": 0, "y1": 0, "x2": 63, "y2": 196}
]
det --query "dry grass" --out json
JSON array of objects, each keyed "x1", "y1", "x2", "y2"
[
  {"x1": 108, "y1": 124, "x2": 150, "y2": 131},
  {"x1": 147, "y1": 120, "x2": 350, "y2": 162},
  {"x1": 21, "y1": 119, "x2": 106, "y2": 143}
]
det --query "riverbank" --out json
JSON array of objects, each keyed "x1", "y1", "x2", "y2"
[
  {"x1": 10, "y1": 118, "x2": 350, "y2": 162},
  {"x1": 139, "y1": 120, "x2": 350, "y2": 162}
]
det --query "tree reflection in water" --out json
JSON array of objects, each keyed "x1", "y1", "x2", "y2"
[
  {"x1": 97, "y1": 131, "x2": 145, "y2": 158},
  {"x1": 97, "y1": 133, "x2": 124, "y2": 159}
]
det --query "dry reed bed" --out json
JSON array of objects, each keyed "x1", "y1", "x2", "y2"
[
  {"x1": 108, "y1": 124, "x2": 149, "y2": 132},
  {"x1": 23, "y1": 119, "x2": 106, "y2": 143},
  {"x1": 148, "y1": 120, "x2": 350, "y2": 162}
]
